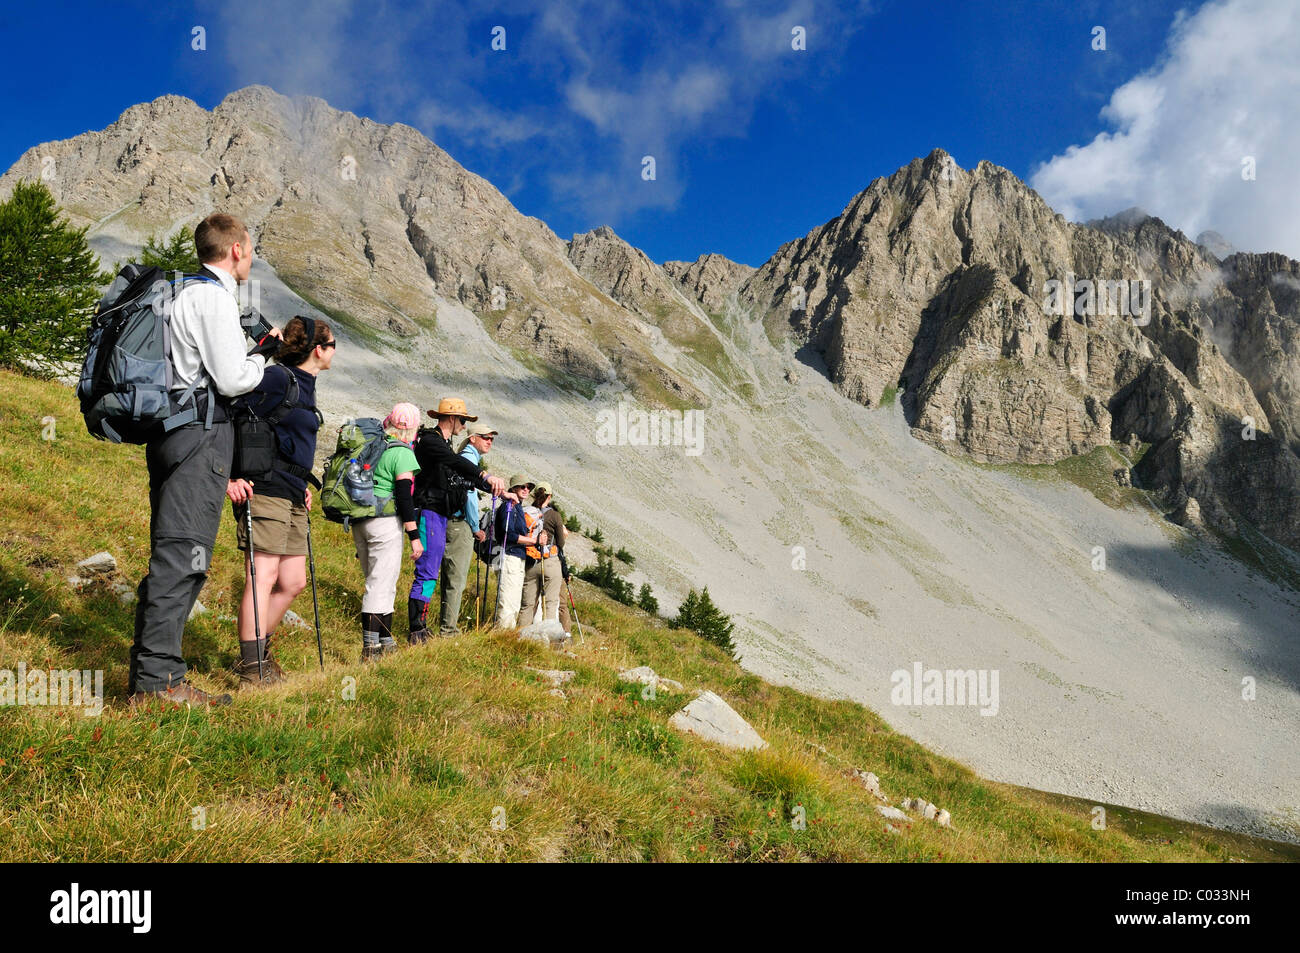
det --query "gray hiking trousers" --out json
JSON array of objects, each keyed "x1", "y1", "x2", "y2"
[{"x1": 129, "y1": 419, "x2": 233, "y2": 693}]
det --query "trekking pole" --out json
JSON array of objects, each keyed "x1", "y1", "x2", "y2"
[
  {"x1": 245, "y1": 501, "x2": 263, "y2": 681},
  {"x1": 494, "y1": 499, "x2": 509, "y2": 628},
  {"x1": 306, "y1": 507, "x2": 325, "y2": 672},
  {"x1": 566, "y1": 582, "x2": 585, "y2": 645},
  {"x1": 474, "y1": 529, "x2": 482, "y2": 630}
]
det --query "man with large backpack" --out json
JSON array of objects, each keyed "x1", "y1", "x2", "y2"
[
  {"x1": 409, "y1": 398, "x2": 506, "y2": 643},
  {"x1": 126, "y1": 213, "x2": 280, "y2": 708}
]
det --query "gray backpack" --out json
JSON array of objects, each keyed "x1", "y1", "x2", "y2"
[{"x1": 78, "y1": 264, "x2": 224, "y2": 443}]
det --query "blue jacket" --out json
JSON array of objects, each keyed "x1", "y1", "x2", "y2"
[
  {"x1": 493, "y1": 499, "x2": 529, "y2": 559},
  {"x1": 454, "y1": 443, "x2": 483, "y2": 527}
]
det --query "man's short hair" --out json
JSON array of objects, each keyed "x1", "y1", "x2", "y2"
[{"x1": 195, "y1": 213, "x2": 249, "y2": 263}]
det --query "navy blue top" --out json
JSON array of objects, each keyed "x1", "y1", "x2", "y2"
[
  {"x1": 242, "y1": 364, "x2": 320, "y2": 505},
  {"x1": 493, "y1": 499, "x2": 530, "y2": 559}
]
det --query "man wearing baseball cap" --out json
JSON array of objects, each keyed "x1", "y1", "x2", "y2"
[
  {"x1": 409, "y1": 398, "x2": 507, "y2": 643},
  {"x1": 437, "y1": 420, "x2": 499, "y2": 635}
]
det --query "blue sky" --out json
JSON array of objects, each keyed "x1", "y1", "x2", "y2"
[{"x1": 4, "y1": 0, "x2": 1293, "y2": 264}]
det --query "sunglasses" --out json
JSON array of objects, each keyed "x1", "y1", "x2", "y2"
[
  {"x1": 318, "y1": 339, "x2": 337, "y2": 350},
  {"x1": 479, "y1": 434, "x2": 495, "y2": 442}
]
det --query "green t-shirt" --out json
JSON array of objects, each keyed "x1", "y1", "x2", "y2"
[{"x1": 373, "y1": 442, "x2": 419, "y2": 499}]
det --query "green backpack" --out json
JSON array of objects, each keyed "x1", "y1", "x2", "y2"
[{"x1": 320, "y1": 418, "x2": 406, "y2": 527}]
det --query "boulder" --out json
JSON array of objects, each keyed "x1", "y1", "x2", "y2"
[
  {"x1": 850, "y1": 768, "x2": 888, "y2": 802},
  {"x1": 617, "y1": 666, "x2": 685, "y2": 694},
  {"x1": 668, "y1": 690, "x2": 766, "y2": 750},
  {"x1": 876, "y1": 805, "x2": 910, "y2": 821},
  {"x1": 902, "y1": 797, "x2": 953, "y2": 827},
  {"x1": 77, "y1": 552, "x2": 117, "y2": 576},
  {"x1": 518, "y1": 620, "x2": 570, "y2": 649}
]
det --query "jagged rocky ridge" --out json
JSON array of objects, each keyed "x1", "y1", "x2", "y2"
[
  {"x1": 736, "y1": 151, "x2": 1300, "y2": 548},
  {"x1": 3, "y1": 93, "x2": 1297, "y2": 547}
]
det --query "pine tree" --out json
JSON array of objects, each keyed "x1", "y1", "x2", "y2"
[
  {"x1": 0, "y1": 181, "x2": 109, "y2": 377},
  {"x1": 637, "y1": 583, "x2": 658, "y2": 615},
  {"x1": 673, "y1": 587, "x2": 737, "y2": 658},
  {"x1": 129, "y1": 227, "x2": 199, "y2": 275}
]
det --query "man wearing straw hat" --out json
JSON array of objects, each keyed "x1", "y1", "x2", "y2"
[
  {"x1": 409, "y1": 398, "x2": 506, "y2": 644},
  {"x1": 438, "y1": 420, "x2": 498, "y2": 636}
]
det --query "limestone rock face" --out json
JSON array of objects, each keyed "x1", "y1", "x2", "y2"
[
  {"x1": 738, "y1": 150, "x2": 1299, "y2": 546},
  {"x1": 663, "y1": 253, "x2": 755, "y2": 316},
  {"x1": 1, "y1": 86, "x2": 697, "y2": 406}
]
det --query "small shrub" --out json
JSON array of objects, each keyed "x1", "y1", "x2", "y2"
[
  {"x1": 615, "y1": 547, "x2": 634, "y2": 565},
  {"x1": 576, "y1": 553, "x2": 635, "y2": 605},
  {"x1": 730, "y1": 749, "x2": 820, "y2": 811},
  {"x1": 671, "y1": 587, "x2": 737, "y2": 658},
  {"x1": 564, "y1": 514, "x2": 582, "y2": 533},
  {"x1": 590, "y1": 526, "x2": 605, "y2": 544},
  {"x1": 637, "y1": 583, "x2": 658, "y2": 615}
]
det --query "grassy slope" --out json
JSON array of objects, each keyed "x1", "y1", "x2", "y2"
[{"x1": 0, "y1": 369, "x2": 1295, "y2": 862}]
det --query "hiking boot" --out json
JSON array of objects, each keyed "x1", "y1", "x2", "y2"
[
  {"x1": 379, "y1": 640, "x2": 400, "y2": 657},
  {"x1": 362, "y1": 643, "x2": 383, "y2": 662},
  {"x1": 232, "y1": 657, "x2": 286, "y2": 688},
  {"x1": 129, "y1": 680, "x2": 232, "y2": 709}
]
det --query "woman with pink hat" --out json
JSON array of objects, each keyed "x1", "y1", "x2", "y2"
[{"x1": 351, "y1": 402, "x2": 422, "y2": 660}]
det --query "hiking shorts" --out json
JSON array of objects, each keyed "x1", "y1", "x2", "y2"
[{"x1": 235, "y1": 494, "x2": 309, "y2": 556}]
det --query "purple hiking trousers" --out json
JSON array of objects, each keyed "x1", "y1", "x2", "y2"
[{"x1": 409, "y1": 508, "x2": 449, "y2": 603}]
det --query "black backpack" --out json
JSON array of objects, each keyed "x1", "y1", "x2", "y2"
[
  {"x1": 230, "y1": 367, "x2": 322, "y2": 487},
  {"x1": 78, "y1": 265, "x2": 225, "y2": 443},
  {"x1": 413, "y1": 427, "x2": 475, "y2": 517}
]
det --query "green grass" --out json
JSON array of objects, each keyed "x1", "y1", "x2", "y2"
[
  {"x1": 968, "y1": 445, "x2": 1149, "y2": 510},
  {"x1": 0, "y1": 369, "x2": 1296, "y2": 861}
]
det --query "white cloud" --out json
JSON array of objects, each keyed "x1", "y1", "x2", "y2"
[{"x1": 1030, "y1": 0, "x2": 1300, "y2": 259}]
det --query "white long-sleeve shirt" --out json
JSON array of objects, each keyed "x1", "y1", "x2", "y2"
[{"x1": 168, "y1": 265, "x2": 265, "y2": 397}]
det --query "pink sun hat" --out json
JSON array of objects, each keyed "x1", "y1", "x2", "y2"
[{"x1": 382, "y1": 402, "x2": 421, "y2": 431}]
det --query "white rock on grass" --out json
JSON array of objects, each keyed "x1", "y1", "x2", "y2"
[
  {"x1": 850, "y1": 768, "x2": 888, "y2": 802},
  {"x1": 617, "y1": 666, "x2": 685, "y2": 693},
  {"x1": 518, "y1": 620, "x2": 570, "y2": 649},
  {"x1": 281, "y1": 609, "x2": 312, "y2": 629},
  {"x1": 526, "y1": 667, "x2": 576, "y2": 689},
  {"x1": 77, "y1": 552, "x2": 117, "y2": 575},
  {"x1": 618, "y1": 665, "x2": 658, "y2": 686},
  {"x1": 902, "y1": 797, "x2": 952, "y2": 827},
  {"x1": 188, "y1": 600, "x2": 207, "y2": 620},
  {"x1": 876, "y1": 805, "x2": 910, "y2": 821},
  {"x1": 668, "y1": 690, "x2": 767, "y2": 750}
]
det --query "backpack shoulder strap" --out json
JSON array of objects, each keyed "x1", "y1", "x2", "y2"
[{"x1": 263, "y1": 369, "x2": 301, "y2": 427}]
